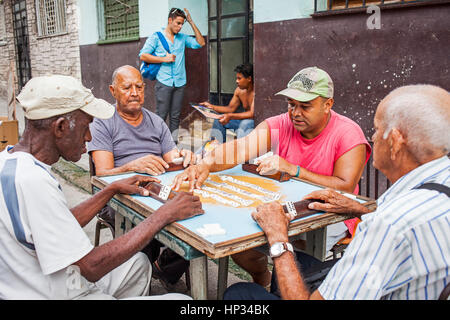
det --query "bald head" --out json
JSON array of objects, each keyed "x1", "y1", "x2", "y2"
[
  {"x1": 112, "y1": 65, "x2": 143, "y2": 86},
  {"x1": 379, "y1": 84, "x2": 450, "y2": 162},
  {"x1": 109, "y1": 65, "x2": 145, "y2": 113}
]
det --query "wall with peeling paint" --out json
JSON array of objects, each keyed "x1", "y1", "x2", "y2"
[{"x1": 252, "y1": 3, "x2": 450, "y2": 141}]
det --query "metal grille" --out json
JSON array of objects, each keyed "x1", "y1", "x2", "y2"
[
  {"x1": 103, "y1": 0, "x2": 139, "y2": 41},
  {"x1": 13, "y1": 0, "x2": 31, "y2": 90},
  {"x1": 36, "y1": 0, "x2": 67, "y2": 37},
  {"x1": 358, "y1": 141, "x2": 391, "y2": 199},
  {"x1": 315, "y1": 0, "x2": 432, "y2": 12},
  {"x1": 0, "y1": 3, "x2": 6, "y2": 43}
]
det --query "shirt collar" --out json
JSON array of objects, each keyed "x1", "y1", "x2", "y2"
[{"x1": 377, "y1": 155, "x2": 450, "y2": 206}]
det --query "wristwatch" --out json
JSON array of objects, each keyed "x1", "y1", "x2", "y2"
[{"x1": 269, "y1": 242, "x2": 294, "y2": 258}]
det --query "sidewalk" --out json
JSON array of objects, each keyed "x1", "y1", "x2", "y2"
[{"x1": 52, "y1": 155, "x2": 246, "y2": 299}]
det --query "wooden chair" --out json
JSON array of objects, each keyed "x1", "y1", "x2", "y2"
[
  {"x1": 89, "y1": 153, "x2": 115, "y2": 246},
  {"x1": 439, "y1": 282, "x2": 450, "y2": 300}
]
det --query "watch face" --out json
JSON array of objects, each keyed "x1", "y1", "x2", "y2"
[{"x1": 270, "y1": 243, "x2": 283, "y2": 257}]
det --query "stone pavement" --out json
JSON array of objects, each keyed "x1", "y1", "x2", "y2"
[{"x1": 53, "y1": 155, "x2": 245, "y2": 300}]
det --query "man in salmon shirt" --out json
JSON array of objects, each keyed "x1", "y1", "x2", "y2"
[{"x1": 173, "y1": 67, "x2": 371, "y2": 289}]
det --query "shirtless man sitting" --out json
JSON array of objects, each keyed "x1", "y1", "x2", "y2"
[{"x1": 200, "y1": 63, "x2": 255, "y2": 143}]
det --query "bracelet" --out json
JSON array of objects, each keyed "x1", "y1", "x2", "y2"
[{"x1": 295, "y1": 165, "x2": 300, "y2": 177}]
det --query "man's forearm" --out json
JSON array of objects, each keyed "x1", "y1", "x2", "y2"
[
  {"x1": 202, "y1": 138, "x2": 254, "y2": 172},
  {"x1": 189, "y1": 21, "x2": 205, "y2": 46},
  {"x1": 140, "y1": 53, "x2": 167, "y2": 64},
  {"x1": 273, "y1": 251, "x2": 311, "y2": 300},
  {"x1": 298, "y1": 166, "x2": 356, "y2": 193},
  {"x1": 75, "y1": 211, "x2": 168, "y2": 282},
  {"x1": 228, "y1": 111, "x2": 254, "y2": 120},
  {"x1": 70, "y1": 184, "x2": 118, "y2": 227},
  {"x1": 211, "y1": 105, "x2": 234, "y2": 114}
]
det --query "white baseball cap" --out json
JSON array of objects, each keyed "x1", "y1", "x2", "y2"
[{"x1": 17, "y1": 75, "x2": 115, "y2": 120}]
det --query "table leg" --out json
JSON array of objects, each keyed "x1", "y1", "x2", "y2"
[
  {"x1": 189, "y1": 256, "x2": 208, "y2": 300},
  {"x1": 114, "y1": 214, "x2": 124, "y2": 238},
  {"x1": 305, "y1": 228, "x2": 327, "y2": 261},
  {"x1": 217, "y1": 256, "x2": 229, "y2": 300}
]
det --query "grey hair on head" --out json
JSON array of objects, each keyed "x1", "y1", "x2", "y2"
[
  {"x1": 111, "y1": 65, "x2": 138, "y2": 85},
  {"x1": 382, "y1": 84, "x2": 450, "y2": 162}
]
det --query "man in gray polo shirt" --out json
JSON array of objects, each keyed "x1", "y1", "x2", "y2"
[{"x1": 88, "y1": 65, "x2": 196, "y2": 289}]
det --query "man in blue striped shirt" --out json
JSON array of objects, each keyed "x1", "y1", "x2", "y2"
[{"x1": 224, "y1": 84, "x2": 449, "y2": 300}]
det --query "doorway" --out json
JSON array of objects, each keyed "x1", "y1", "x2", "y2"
[{"x1": 208, "y1": 0, "x2": 253, "y2": 106}]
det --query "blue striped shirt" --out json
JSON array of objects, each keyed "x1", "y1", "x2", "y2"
[{"x1": 319, "y1": 156, "x2": 450, "y2": 300}]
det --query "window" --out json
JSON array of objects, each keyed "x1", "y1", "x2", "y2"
[
  {"x1": 35, "y1": 0, "x2": 67, "y2": 37},
  {"x1": 208, "y1": 0, "x2": 253, "y2": 105},
  {"x1": 97, "y1": 0, "x2": 139, "y2": 44},
  {"x1": 315, "y1": 0, "x2": 432, "y2": 13},
  {"x1": 0, "y1": 2, "x2": 6, "y2": 44}
]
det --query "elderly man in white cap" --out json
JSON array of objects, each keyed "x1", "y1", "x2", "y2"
[
  {"x1": 172, "y1": 67, "x2": 371, "y2": 289},
  {"x1": 0, "y1": 75, "x2": 203, "y2": 300}
]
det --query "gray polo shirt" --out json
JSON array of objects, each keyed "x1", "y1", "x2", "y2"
[{"x1": 88, "y1": 107, "x2": 176, "y2": 168}]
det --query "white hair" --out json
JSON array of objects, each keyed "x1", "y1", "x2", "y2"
[{"x1": 382, "y1": 84, "x2": 450, "y2": 162}]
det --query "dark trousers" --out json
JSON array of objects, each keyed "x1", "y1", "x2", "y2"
[
  {"x1": 155, "y1": 80, "x2": 186, "y2": 140},
  {"x1": 224, "y1": 251, "x2": 335, "y2": 300}
]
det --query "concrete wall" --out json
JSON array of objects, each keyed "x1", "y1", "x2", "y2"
[
  {"x1": 0, "y1": 0, "x2": 81, "y2": 96},
  {"x1": 0, "y1": 1, "x2": 15, "y2": 99},
  {"x1": 252, "y1": 2, "x2": 450, "y2": 139},
  {"x1": 27, "y1": 0, "x2": 81, "y2": 79}
]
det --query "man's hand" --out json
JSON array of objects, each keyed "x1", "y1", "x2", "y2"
[
  {"x1": 156, "y1": 192, "x2": 204, "y2": 225},
  {"x1": 199, "y1": 101, "x2": 213, "y2": 110},
  {"x1": 251, "y1": 202, "x2": 290, "y2": 244},
  {"x1": 219, "y1": 114, "x2": 231, "y2": 125},
  {"x1": 164, "y1": 53, "x2": 176, "y2": 63},
  {"x1": 184, "y1": 8, "x2": 193, "y2": 24},
  {"x1": 129, "y1": 154, "x2": 169, "y2": 176},
  {"x1": 180, "y1": 149, "x2": 196, "y2": 168},
  {"x1": 255, "y1": 155, "x2": 296, "y2": 176},
  {"x1": 109, "y1": 175, "x2": 161, "y2": 197},
  {"x1": 303, "y1": 189, "x2": 371, "y2": 217},
  {"x1": 172, "y1": 164, "x2": 210, "y2": 192}
]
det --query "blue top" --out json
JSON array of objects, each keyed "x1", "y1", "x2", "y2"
[{"x1": 139, "y1": 28, "x2": 202, "y2": 87}]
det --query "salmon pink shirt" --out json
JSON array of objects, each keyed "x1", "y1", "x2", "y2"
[{"x1": 265, "y1": 110, "x2": 372, "y2": 236}]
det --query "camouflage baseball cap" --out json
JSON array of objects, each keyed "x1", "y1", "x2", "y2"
[{"x1": 275, "y1": 67, "x2": 334, "y2": 102}]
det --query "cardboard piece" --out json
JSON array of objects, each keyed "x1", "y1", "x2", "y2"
[{"x1": 0, "y1": 117, "x2": 19, "y2": 151}]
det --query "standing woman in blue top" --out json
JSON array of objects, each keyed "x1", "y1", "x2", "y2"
[{"x1": 139, "y1": 8, "x2": 205, "y2": 142}]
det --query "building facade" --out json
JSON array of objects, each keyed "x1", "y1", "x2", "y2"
[{"x1": 0, "y1": 0, "x2": 81, "y2": 98}]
